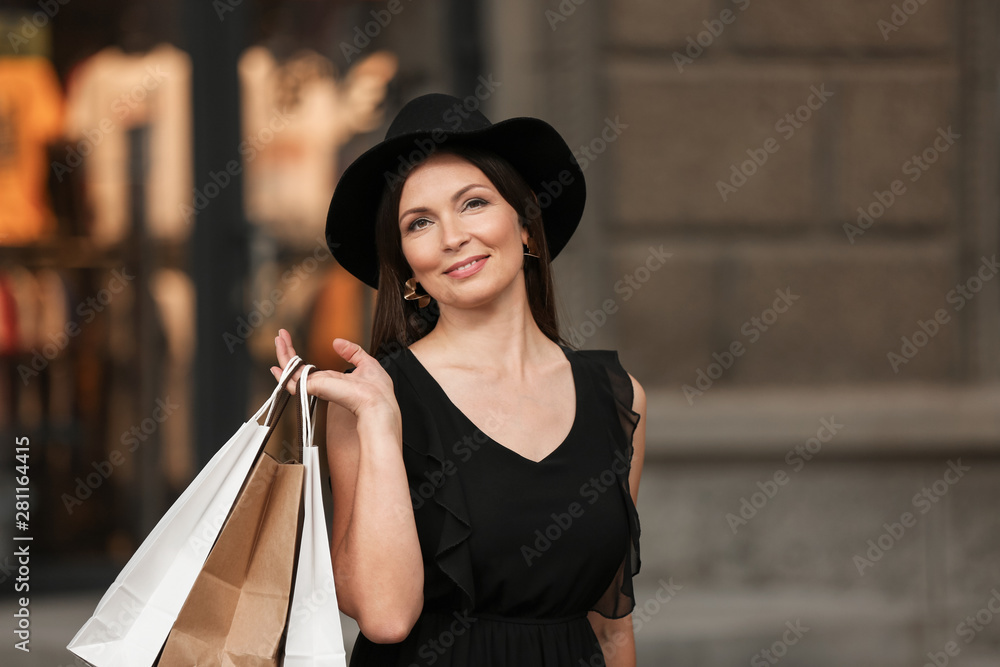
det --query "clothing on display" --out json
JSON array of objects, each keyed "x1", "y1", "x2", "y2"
[
  {"x1": 10, "y1": 268, "x2": 74, "y2": 428},
  {"x1": 63, "y1": 43, "x2": 192, "y2": 247},
  {"x1": 0, "y1": 272, "x2": 19, "y2": 354},
  {"x1": 238, "y1": 46, "x2": 397, "y2": 247},
  {"x1": 5, "y1": 266, "x2": 41, "y2": 355},
  {"x1": 0, "y1": 56, "x2": 64, "y2": 244}
]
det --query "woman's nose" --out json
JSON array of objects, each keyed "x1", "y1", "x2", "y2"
[{"x1": 438, "y1": 214, "x2": 470, "y2": 251}]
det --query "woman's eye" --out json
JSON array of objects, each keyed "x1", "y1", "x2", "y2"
[
  {"x1": 409, "y1": 218, "x2": 431, "y2": 231},
  {"x1": 464, "y1": 198, "x2": 488, "y2": 210}
]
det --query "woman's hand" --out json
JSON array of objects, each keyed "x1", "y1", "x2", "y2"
[{"x1": 270, "y1": 329, "x2": 398, "y2": 422}]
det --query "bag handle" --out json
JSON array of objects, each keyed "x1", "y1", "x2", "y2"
[
  {"x1": 252, "y1": 354, "x2": 305, "y2": 426},
  {"x1": 297, "y1": 364, "x2": 318, "y2": 451}
]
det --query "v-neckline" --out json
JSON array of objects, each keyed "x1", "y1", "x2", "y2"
[{"x1": 403, "y1": 344, "x2": 581, "y2": 465}]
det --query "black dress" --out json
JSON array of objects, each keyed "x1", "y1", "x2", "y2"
[{"x1": 348, "y1": 343, "x2": 641, "y2": 666}]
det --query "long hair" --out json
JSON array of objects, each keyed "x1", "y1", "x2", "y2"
[{"x1": 368, "y1": 142, "x2": 568, "y2": 364}]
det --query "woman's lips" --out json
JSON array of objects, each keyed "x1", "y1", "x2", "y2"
[{"x1": 445, "y1": 256, "x2": 488, "y2": 278}]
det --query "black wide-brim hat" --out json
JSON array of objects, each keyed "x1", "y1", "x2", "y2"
[{"x1": 325, "y1": 93, "x2": 586, "y2": 289}]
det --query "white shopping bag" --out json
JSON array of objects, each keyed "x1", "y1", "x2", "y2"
[
  {"x1": 283, "y1": 365, "x2": 348, "y2": 667},
  {"x1": 67, "y1": 356, "x2": 307, "y2": 667}
]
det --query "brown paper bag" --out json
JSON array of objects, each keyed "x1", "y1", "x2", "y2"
[{"x1": 158, "y1": 451, "x2": 304, "y2": 667}]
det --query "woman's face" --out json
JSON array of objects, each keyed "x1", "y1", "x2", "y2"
[{"x1": 398, "y1": 151, "x2": 529, "y2": 309}]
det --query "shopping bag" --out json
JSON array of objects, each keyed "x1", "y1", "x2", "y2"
[
  {"x1": 283, "y1": 365, "x2": 347, "y2": 667},
  {"x1": 158, "y1": 449, "x2": 305, "y2": 666},
  {"x1": 67, "y1": 355, "x2": 307, "y2": 667}
]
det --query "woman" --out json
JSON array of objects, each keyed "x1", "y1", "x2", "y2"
[{"x1": 271, "y1": 93, "x2": 646, "y2": 666}]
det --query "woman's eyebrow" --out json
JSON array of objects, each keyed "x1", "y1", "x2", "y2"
[
  {"x1": 451, "y1": 183, "x2": 490, "y2": 202},
  {"x1": 399, "y1": 183, "x2": 491, "y2": 222}
]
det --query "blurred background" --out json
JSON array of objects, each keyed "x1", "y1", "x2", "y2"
[{"x1": 1, "y1": 0, "x2": 999, "y2": 665}]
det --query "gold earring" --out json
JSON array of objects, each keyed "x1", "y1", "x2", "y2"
[
  {"x1": 403, "y1": 277, "x2": 431, "y2": 307},
  {"x1": 523, "y1": 237, "x2": 539, "y2": 259}
]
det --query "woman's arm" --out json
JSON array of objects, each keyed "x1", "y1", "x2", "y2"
[
  {"x1": 273, "y1": 332, "x2": 423, "y2": 643},
  {"x1": 326, "y1": 397, "x2": 424, "y2": 643},
  {"x1": 588, "y1": 371, "x2": 647, "y2": 667},
  {"x1": 588, "y1": 614, "x2": 636, "y2": 666}
]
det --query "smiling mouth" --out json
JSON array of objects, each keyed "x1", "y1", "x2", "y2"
[{"x1": 445, "y1": 256, "x2": 488, "y2": 274}]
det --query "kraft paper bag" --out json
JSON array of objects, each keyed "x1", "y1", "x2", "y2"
[
  {"x1": 158, "y1": 448, "x2": 305, "y2": 667},
  {"x1": 67, "y1": 356, "x2": 307, "y2": 667}
]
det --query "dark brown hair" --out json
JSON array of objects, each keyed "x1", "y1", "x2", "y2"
[{"x1": 368, "y1": 142, "x2": 568, "y2": 364}]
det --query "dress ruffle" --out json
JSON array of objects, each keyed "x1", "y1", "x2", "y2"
[
  {"x1": 390, "y1": 361, "x2": 478, "y2": 610},
  {"x1": 575, "y1": 349, "x2": 642, "y2": 619}
]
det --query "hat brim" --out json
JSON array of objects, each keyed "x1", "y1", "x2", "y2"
[{"x1": 325, "y1": 116, "x2": 586, "y2": 290}]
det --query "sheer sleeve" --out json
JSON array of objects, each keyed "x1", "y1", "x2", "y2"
[{"x1": 583, "y1": 349, "x2": 642, "y2": 619}]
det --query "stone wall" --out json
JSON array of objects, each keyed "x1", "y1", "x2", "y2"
[{"x1": 516, "y1": 0, "x2": 1000, "y2": 664}]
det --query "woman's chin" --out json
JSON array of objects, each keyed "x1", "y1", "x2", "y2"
[{"x1": 437, "y1": 283, "x2": 526, "y2": 312}]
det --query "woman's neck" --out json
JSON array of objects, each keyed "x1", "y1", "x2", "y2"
[{"x1": 414, "y1": 290, "x2": 556, "y2": 381}]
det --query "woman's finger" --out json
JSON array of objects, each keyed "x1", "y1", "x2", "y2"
[
  {"x1": 272, "y1": 329, "x2": 302, "y2": 394},
  {"x1": 279, "y1": 328, "x2": 297, "y2": 354},
  {"x1": 332, "y1": 337, "x2": 370, "y2": 368},
  {"x1": 276, "y1": 330, "x2": 298, "y2": 359},
  {"x1": 297, "y1": 370, "x2": 362, "y2": 414}
]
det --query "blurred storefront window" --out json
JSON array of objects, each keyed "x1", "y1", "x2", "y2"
[{"x1": 0, "y1": 0, "x2": 476, "y2": 590}]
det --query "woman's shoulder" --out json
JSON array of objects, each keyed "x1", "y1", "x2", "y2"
[
  {"x1": 565, "y1": 344, "x2": 643, "y2": 415},
  {"x1": 565, "y1": 344, "x2": 629, "y2": 378}
]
